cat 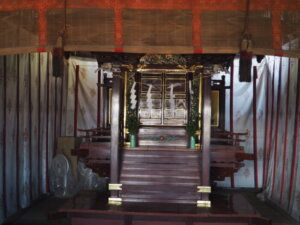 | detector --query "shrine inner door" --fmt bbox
[138,72,188,126]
